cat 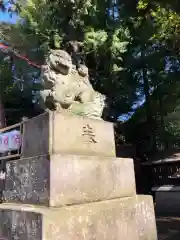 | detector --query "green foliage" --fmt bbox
[84,29,108,51]
[11,0,137,121]
[112,0,180,158]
